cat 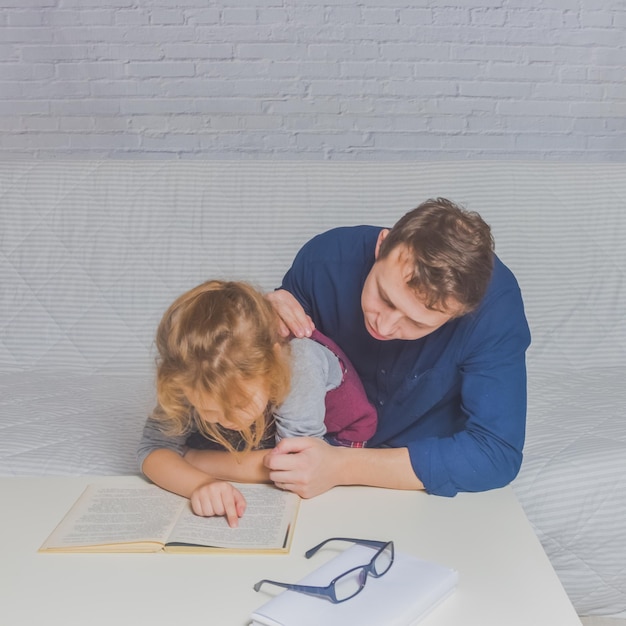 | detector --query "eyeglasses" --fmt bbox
[253,537,394,604]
